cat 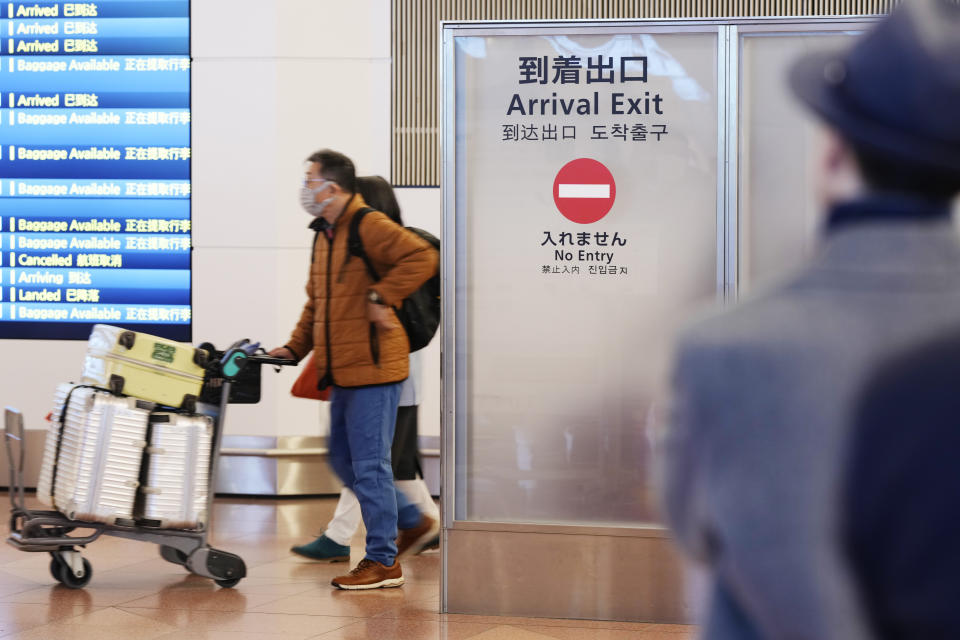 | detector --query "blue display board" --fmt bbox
[0,0,190,340]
